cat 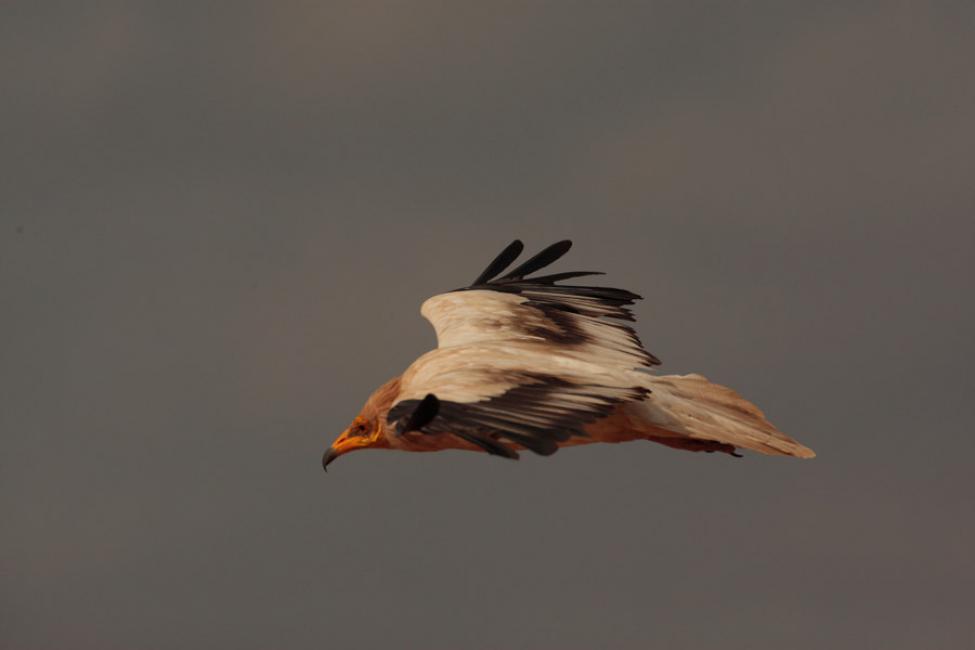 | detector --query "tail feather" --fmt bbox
[638,373,815,458]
